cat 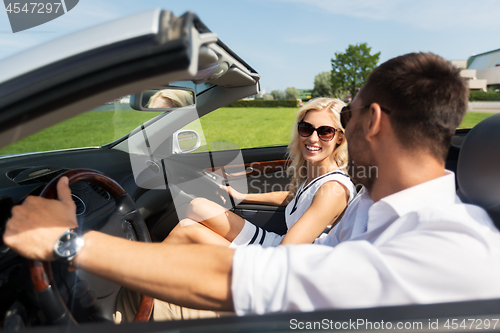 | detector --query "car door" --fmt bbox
[144,104,296,242]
